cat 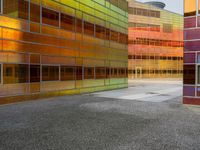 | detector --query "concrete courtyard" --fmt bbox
[0,79,200,150]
